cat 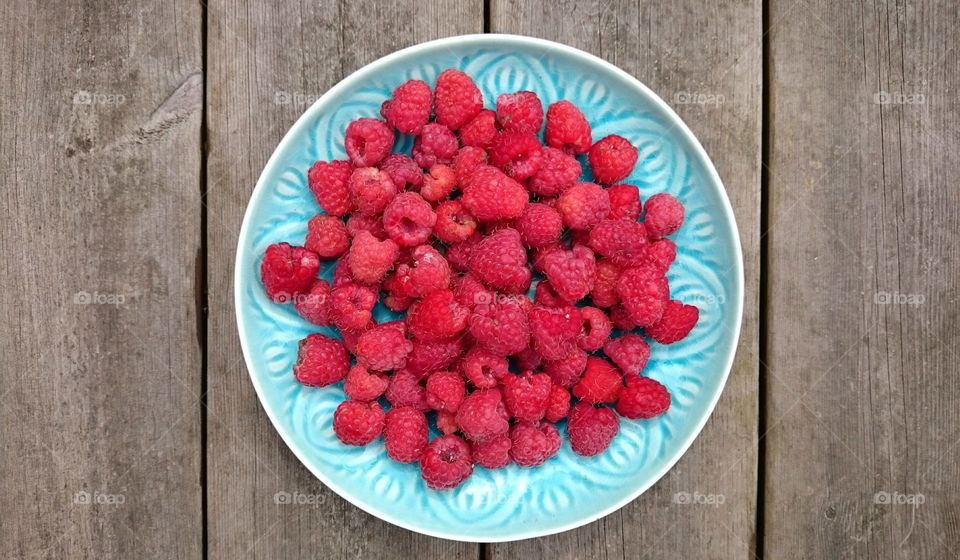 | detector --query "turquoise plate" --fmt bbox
[235,34,743,542]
